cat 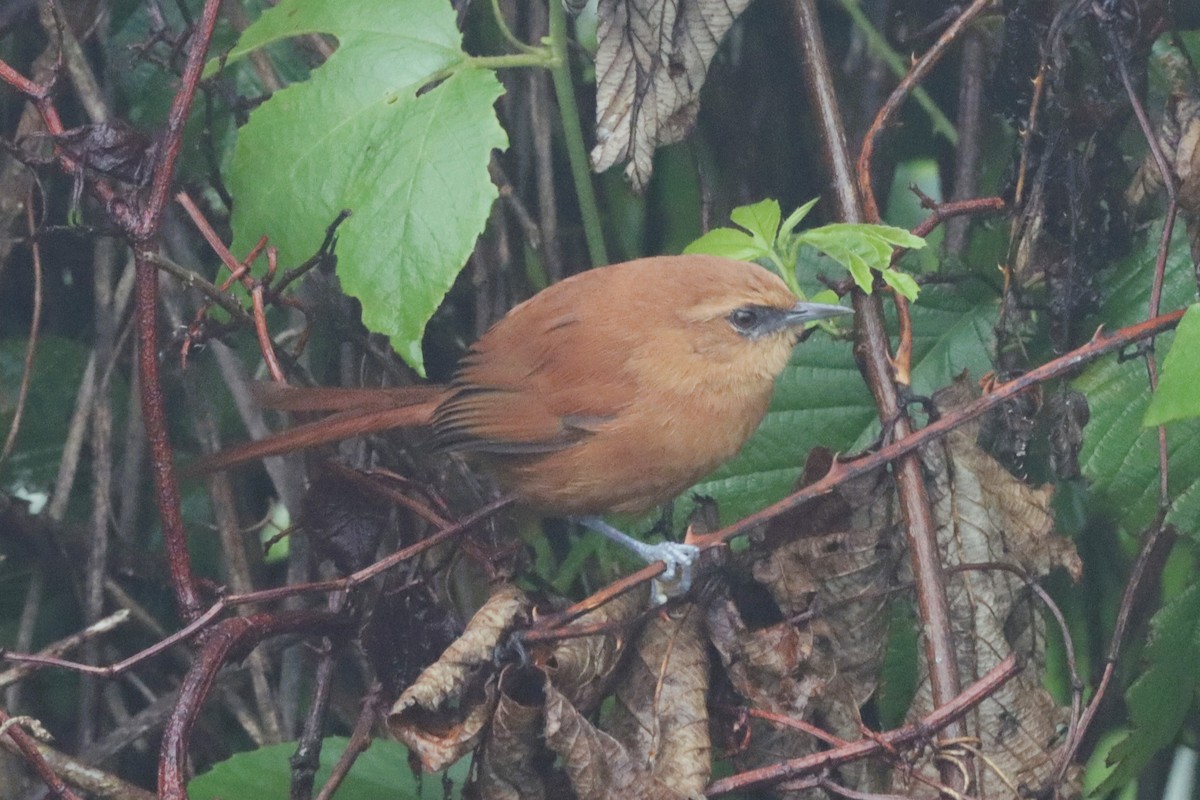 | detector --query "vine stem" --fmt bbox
[547,0,608,266]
